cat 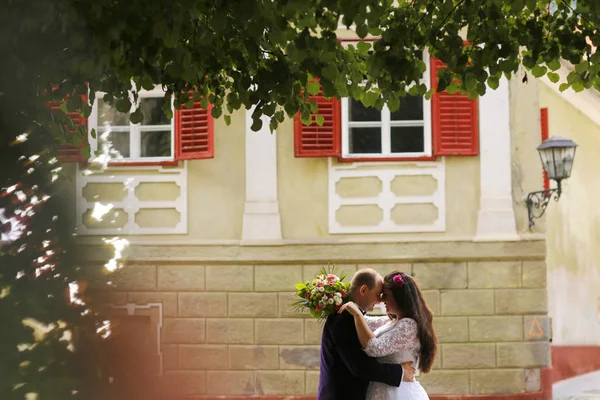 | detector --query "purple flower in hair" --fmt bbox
[393,274,405,286]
